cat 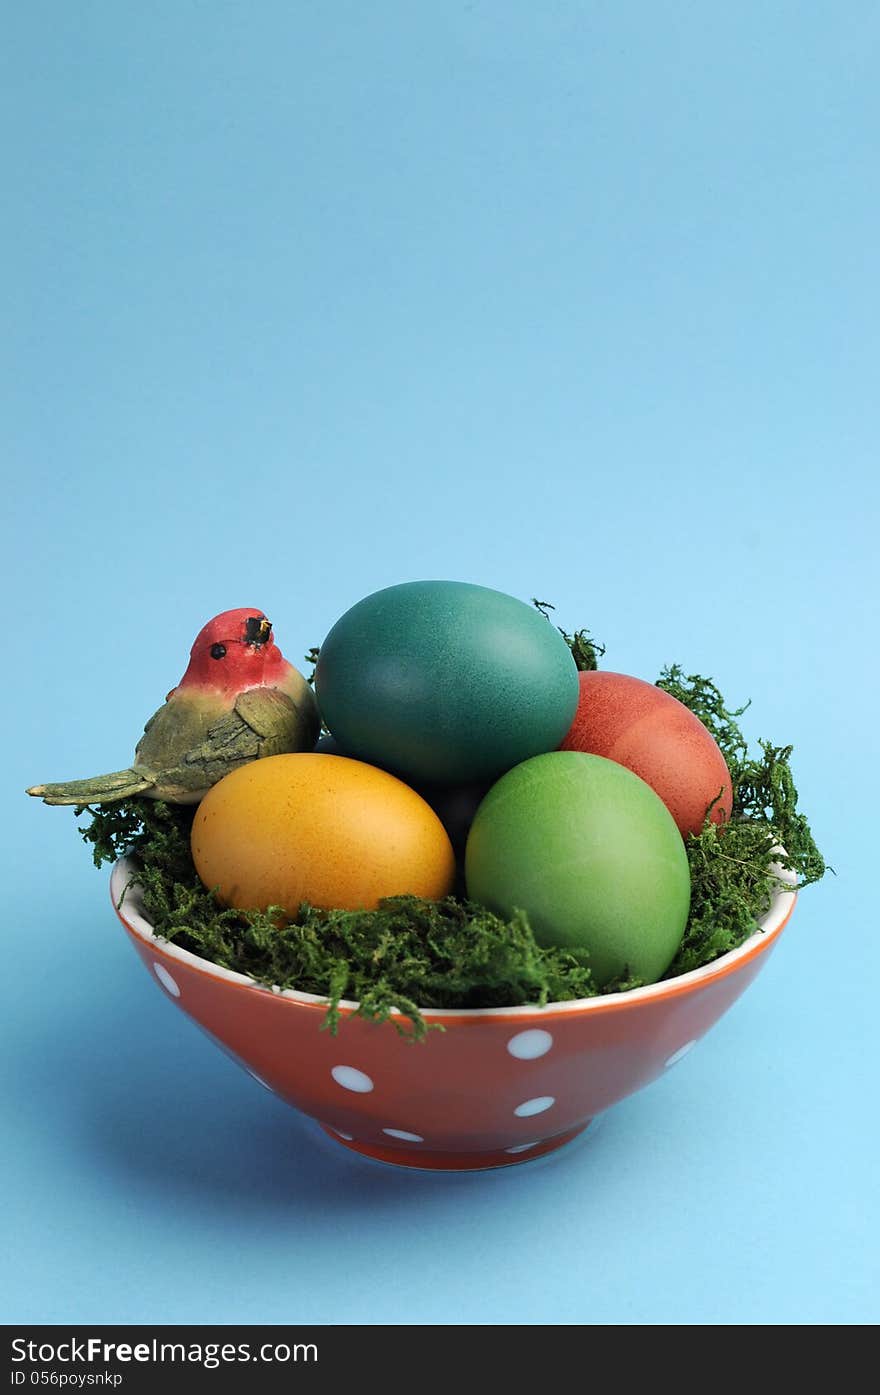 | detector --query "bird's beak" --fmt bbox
[244,615,272,646]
